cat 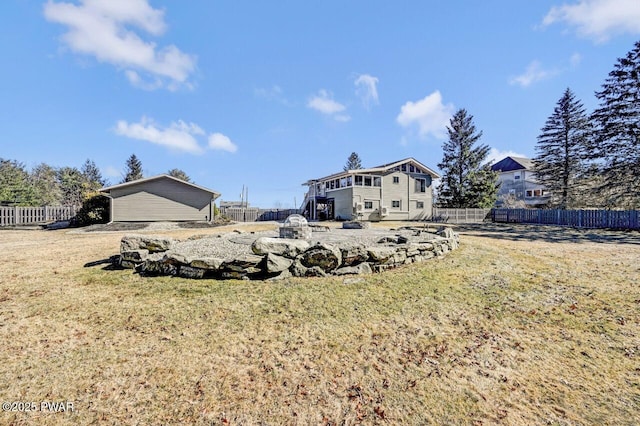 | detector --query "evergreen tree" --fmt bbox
[533,88,591,209]
[0,159,36,205]
[437,109,498,208]
[591,40,640,208]
[81,159,105,191]
[167,168,191,182]
[57,167,85,206]
[31,163,62,206]
[343,152,363,171]
[122,154,143,183]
